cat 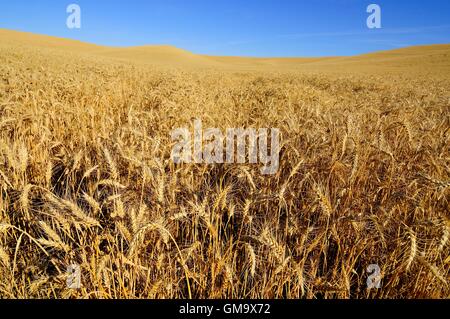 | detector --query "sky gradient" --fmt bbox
[1,0,450,57]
